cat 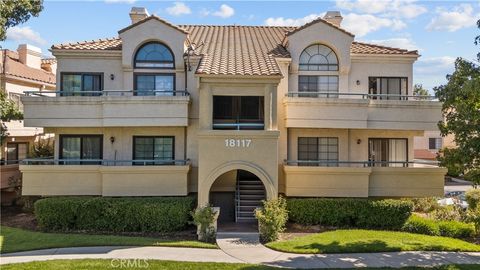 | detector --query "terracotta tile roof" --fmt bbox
[1,50,56,85]
[414,149,438,160]
[41,58,57,64]
[50,20,419,75]
[52,37,122,50]
[351,41,418,55]
[182,25,294,76]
